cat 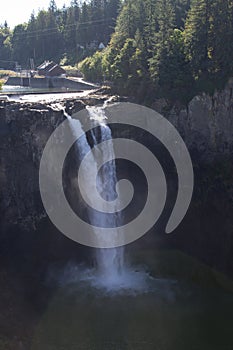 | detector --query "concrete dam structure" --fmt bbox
[5,76,98,91]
